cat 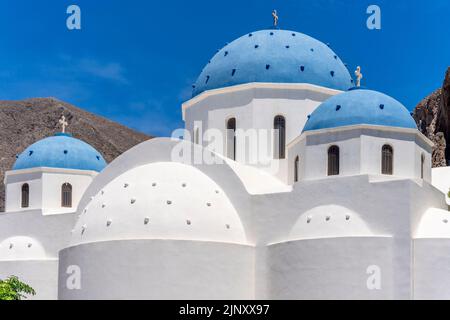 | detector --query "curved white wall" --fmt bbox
[58,240,253,299]
[263,237,398,299]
